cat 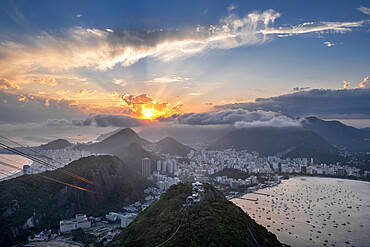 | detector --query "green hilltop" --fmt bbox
[109,182,286,247]
[0,155,152,246]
